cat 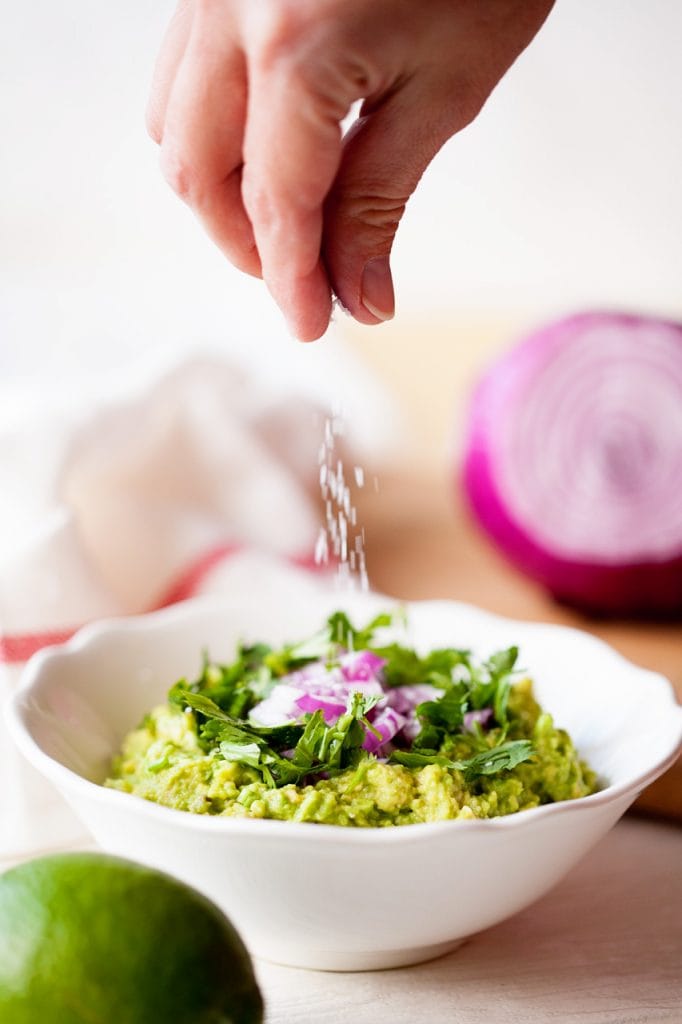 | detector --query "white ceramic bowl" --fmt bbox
[7,592,682,971]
